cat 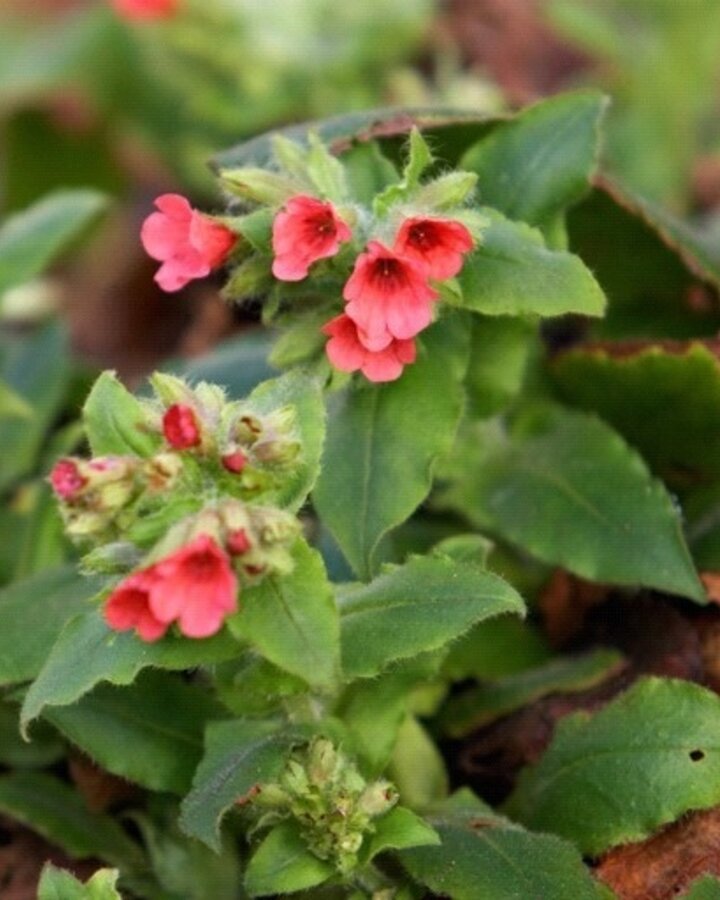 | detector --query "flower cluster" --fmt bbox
[250,738,398,875]
[50,376,302,642]
[140,130,482,383]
